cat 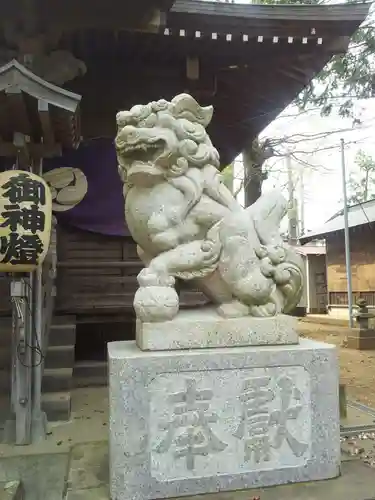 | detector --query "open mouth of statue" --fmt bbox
[121,140,165,164]
[122,140,166,184]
